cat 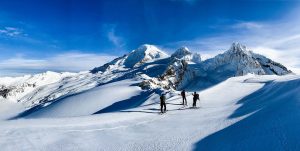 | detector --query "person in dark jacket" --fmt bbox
[160,93,167,113]
[192,92,200,107]
[181,90,187,106]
